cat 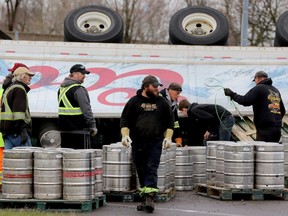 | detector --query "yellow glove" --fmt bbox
[121,127,132,147]
[163,128,173,149]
